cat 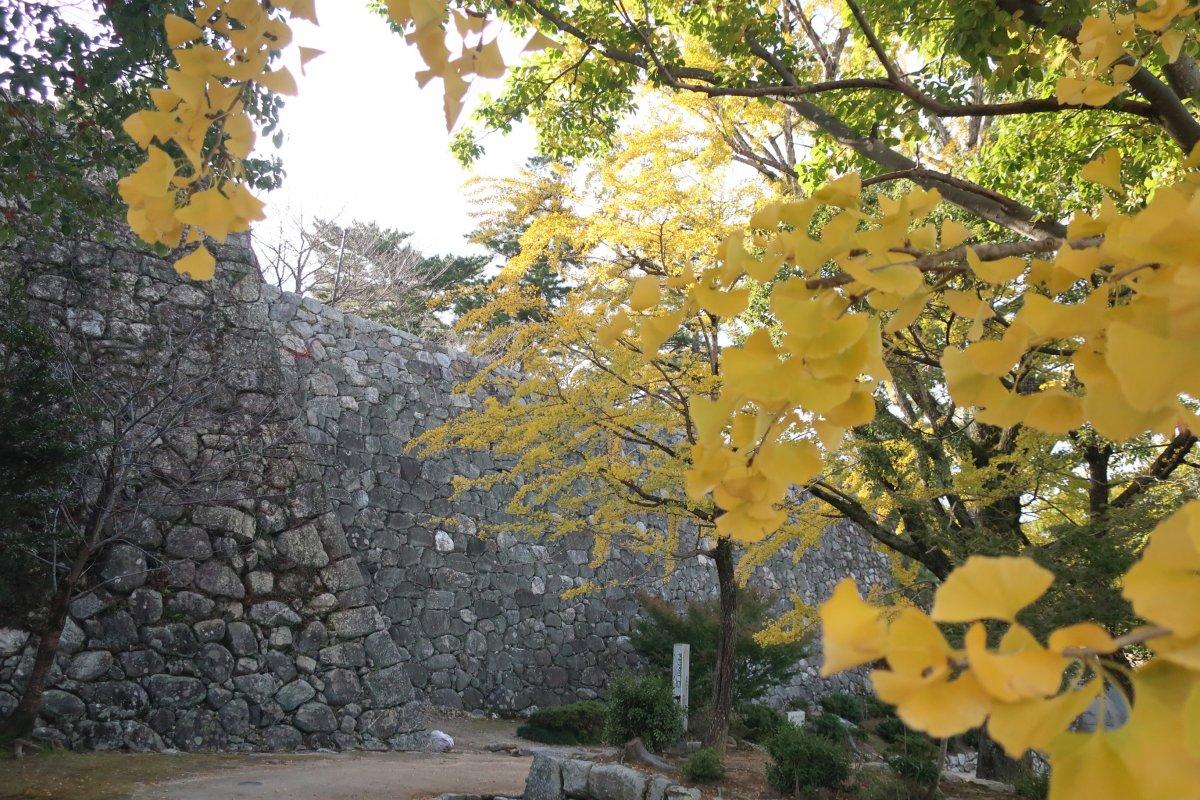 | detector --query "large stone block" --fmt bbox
[146,675,206,709]
[588,764,647,800]
[363,664,414,708]
[524,752,564,800]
